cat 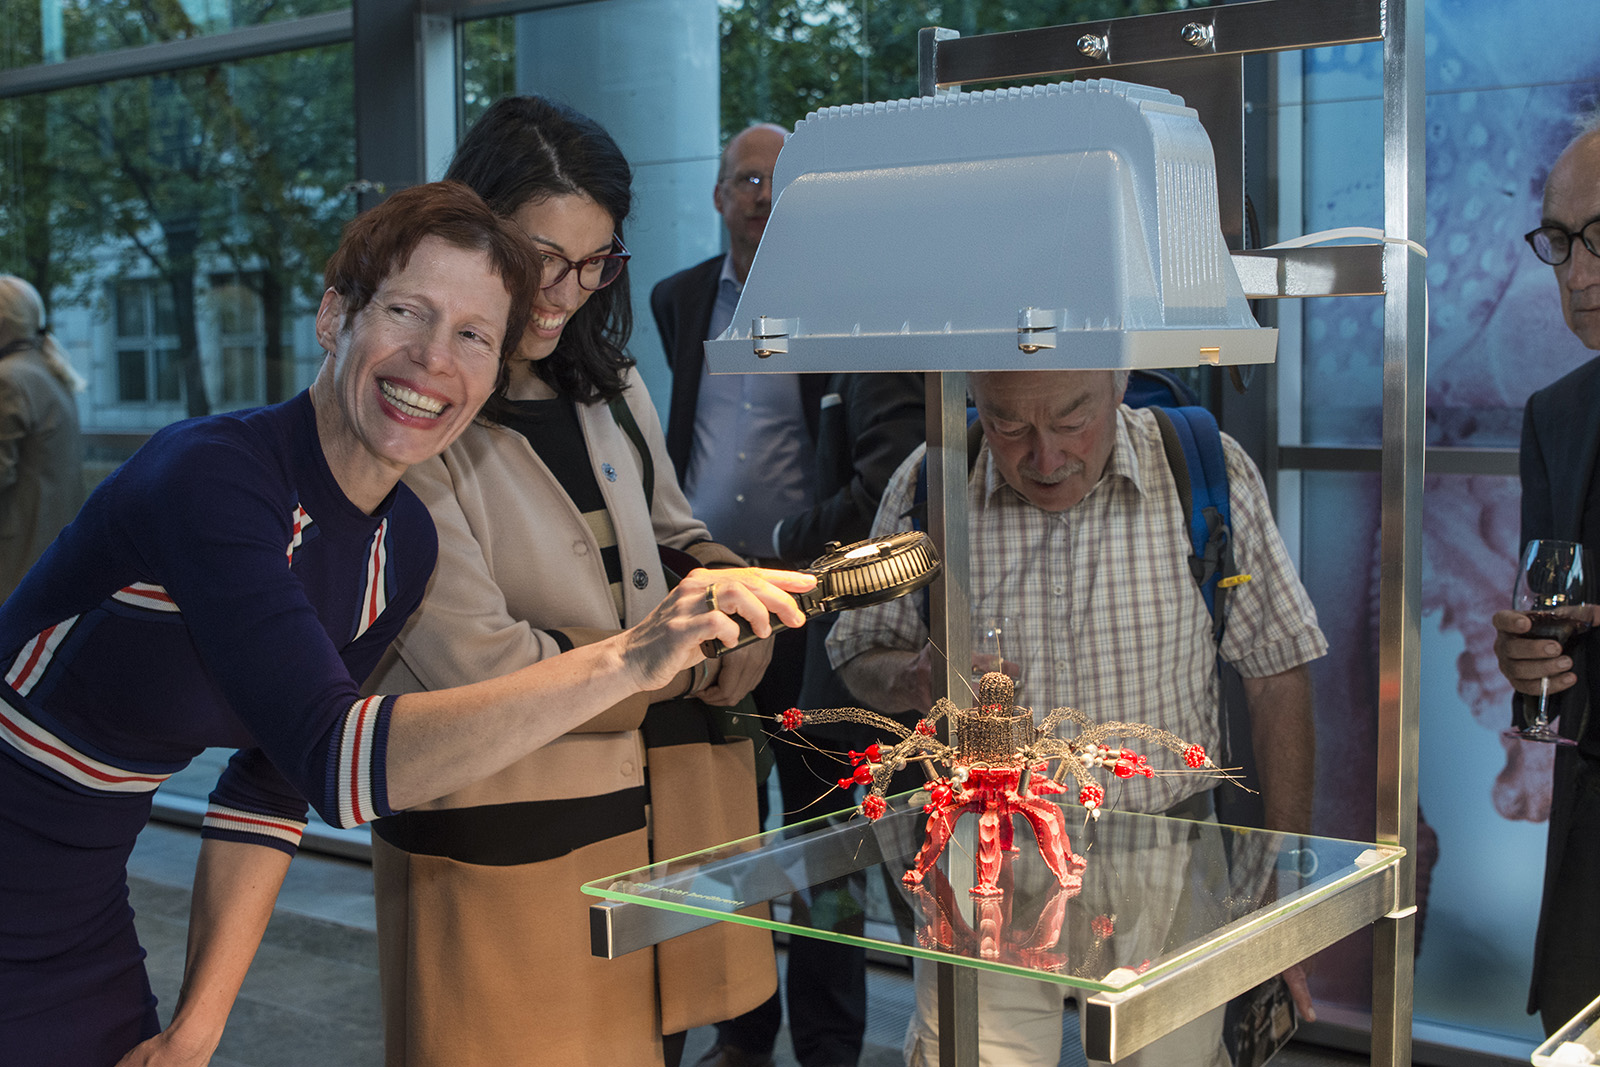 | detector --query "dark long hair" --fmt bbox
[446,95,635,407]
